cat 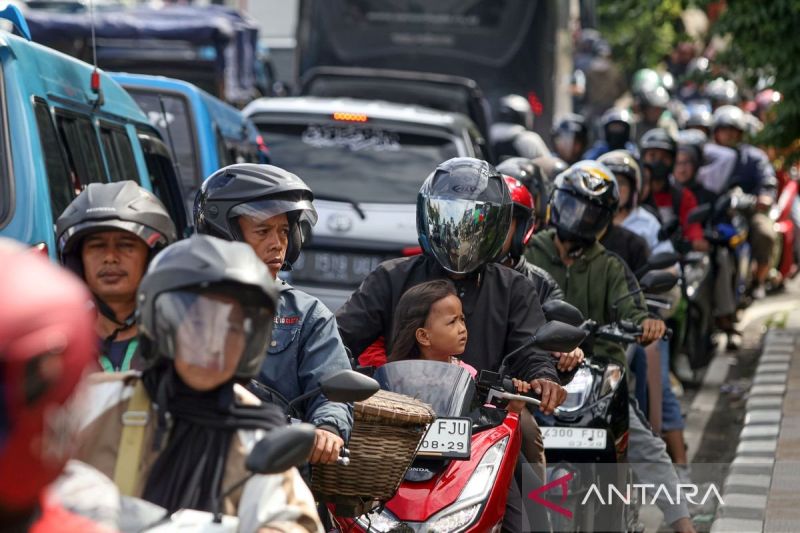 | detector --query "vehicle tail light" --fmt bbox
[402,246,422,256]
[332,112,368,123]
[527,90,543,116]
[615,430,629,460]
